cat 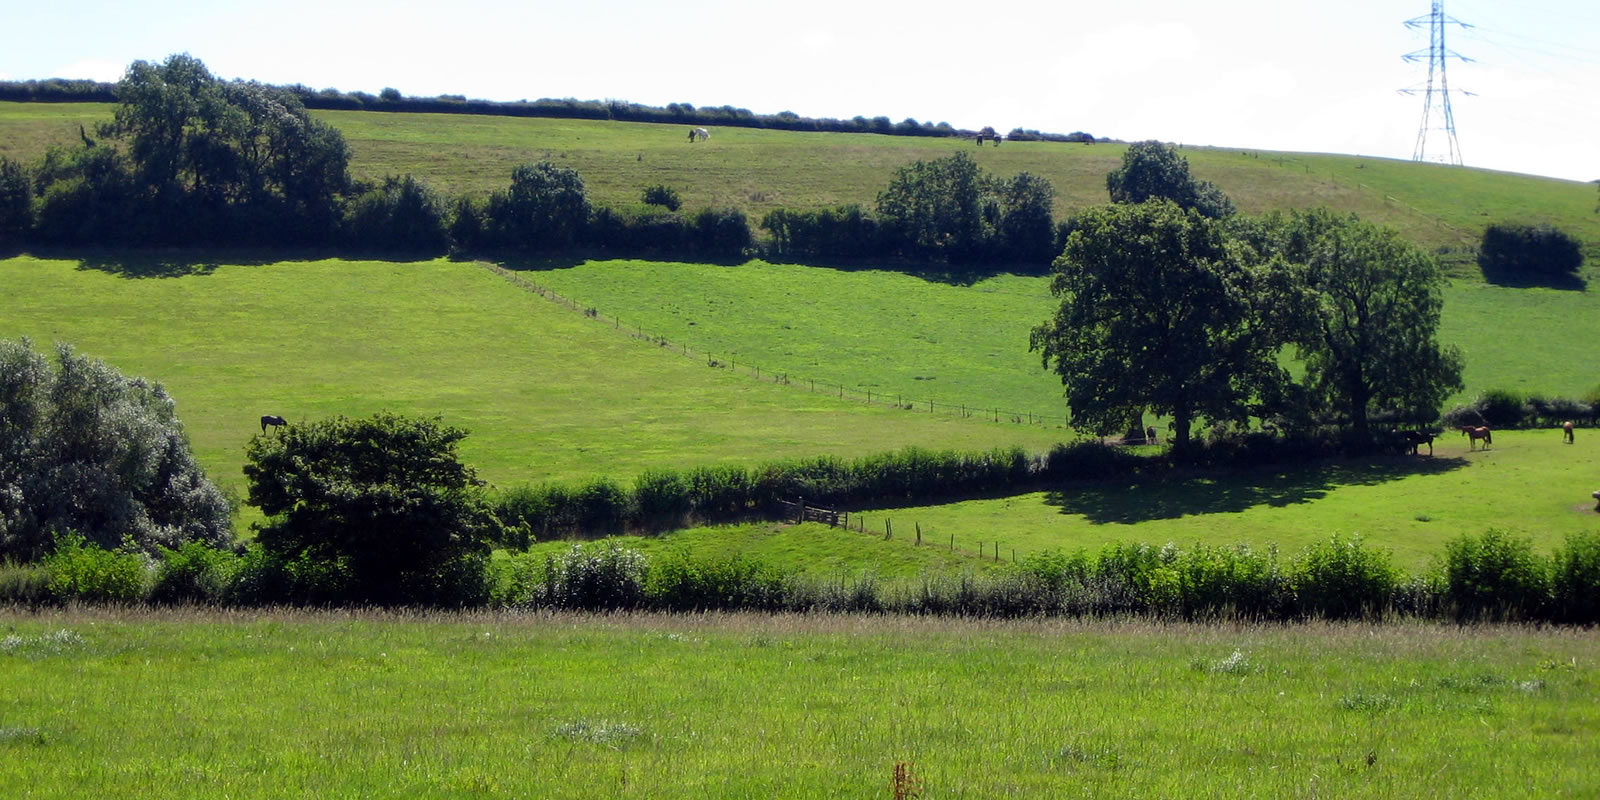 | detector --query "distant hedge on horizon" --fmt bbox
[0,78,1099,143]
